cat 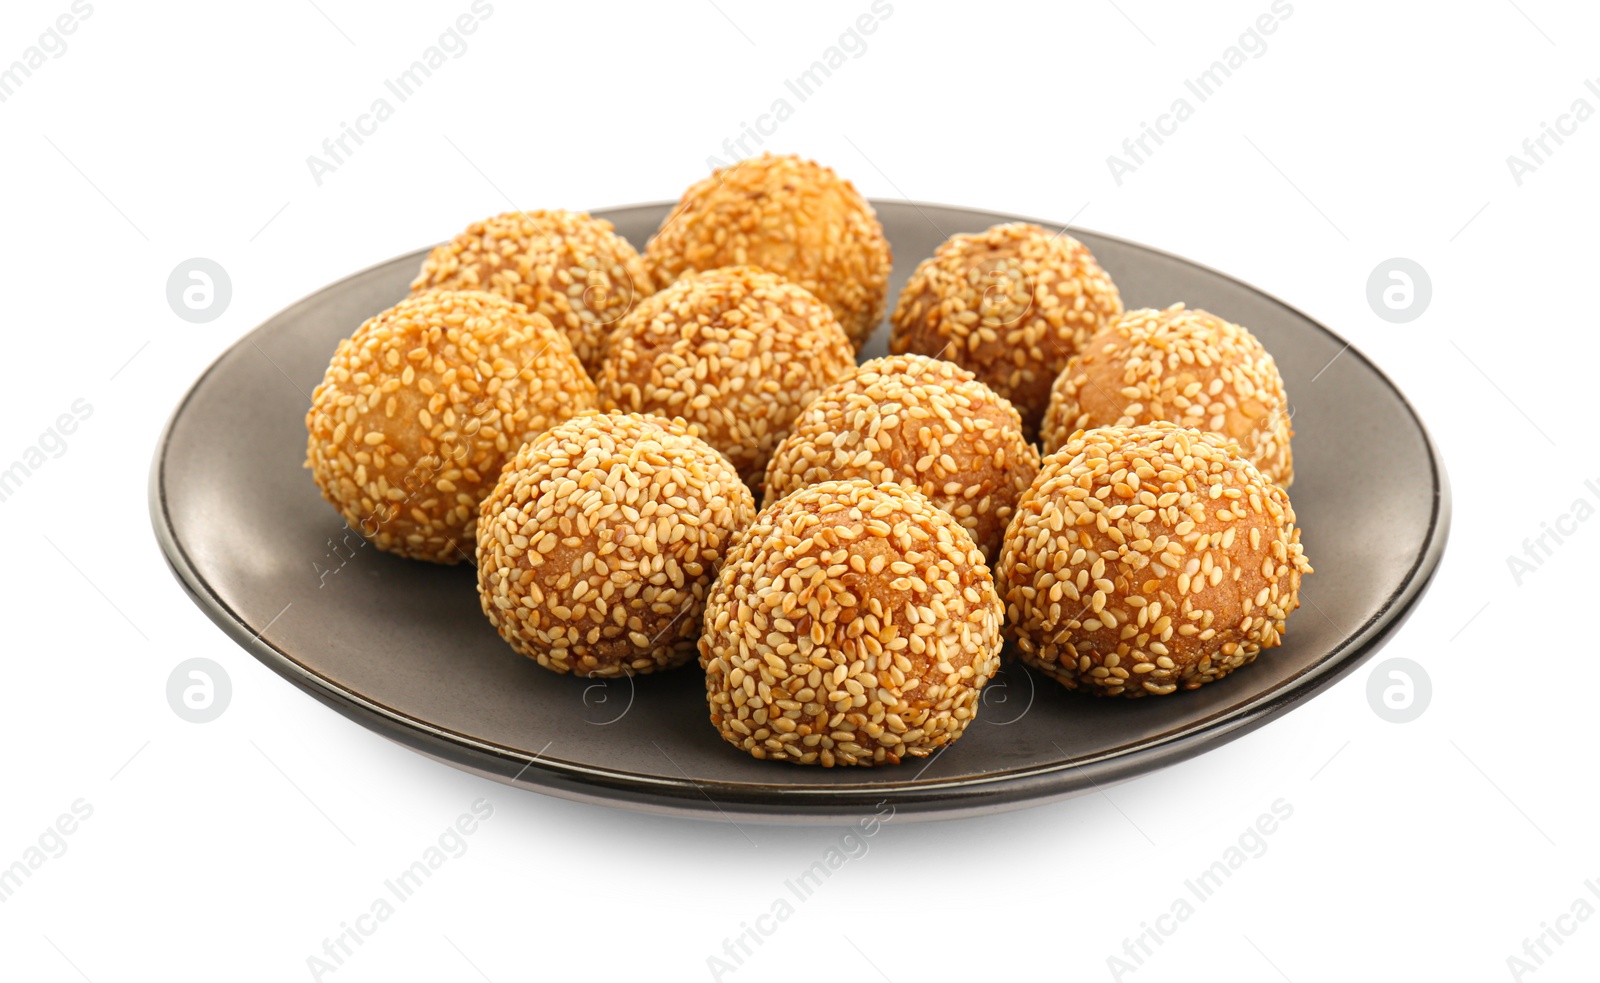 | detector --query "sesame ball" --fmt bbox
[700,479,1003,767]
[762,354,1039,563]
[995,423,1312,697]
[410,209,654,374]
[1040,304,1296,487]
[644,153,891,348]
[306,290,597,564]
[476,412,756,677]
[597,265,856,489]
[889,223,1123,434]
